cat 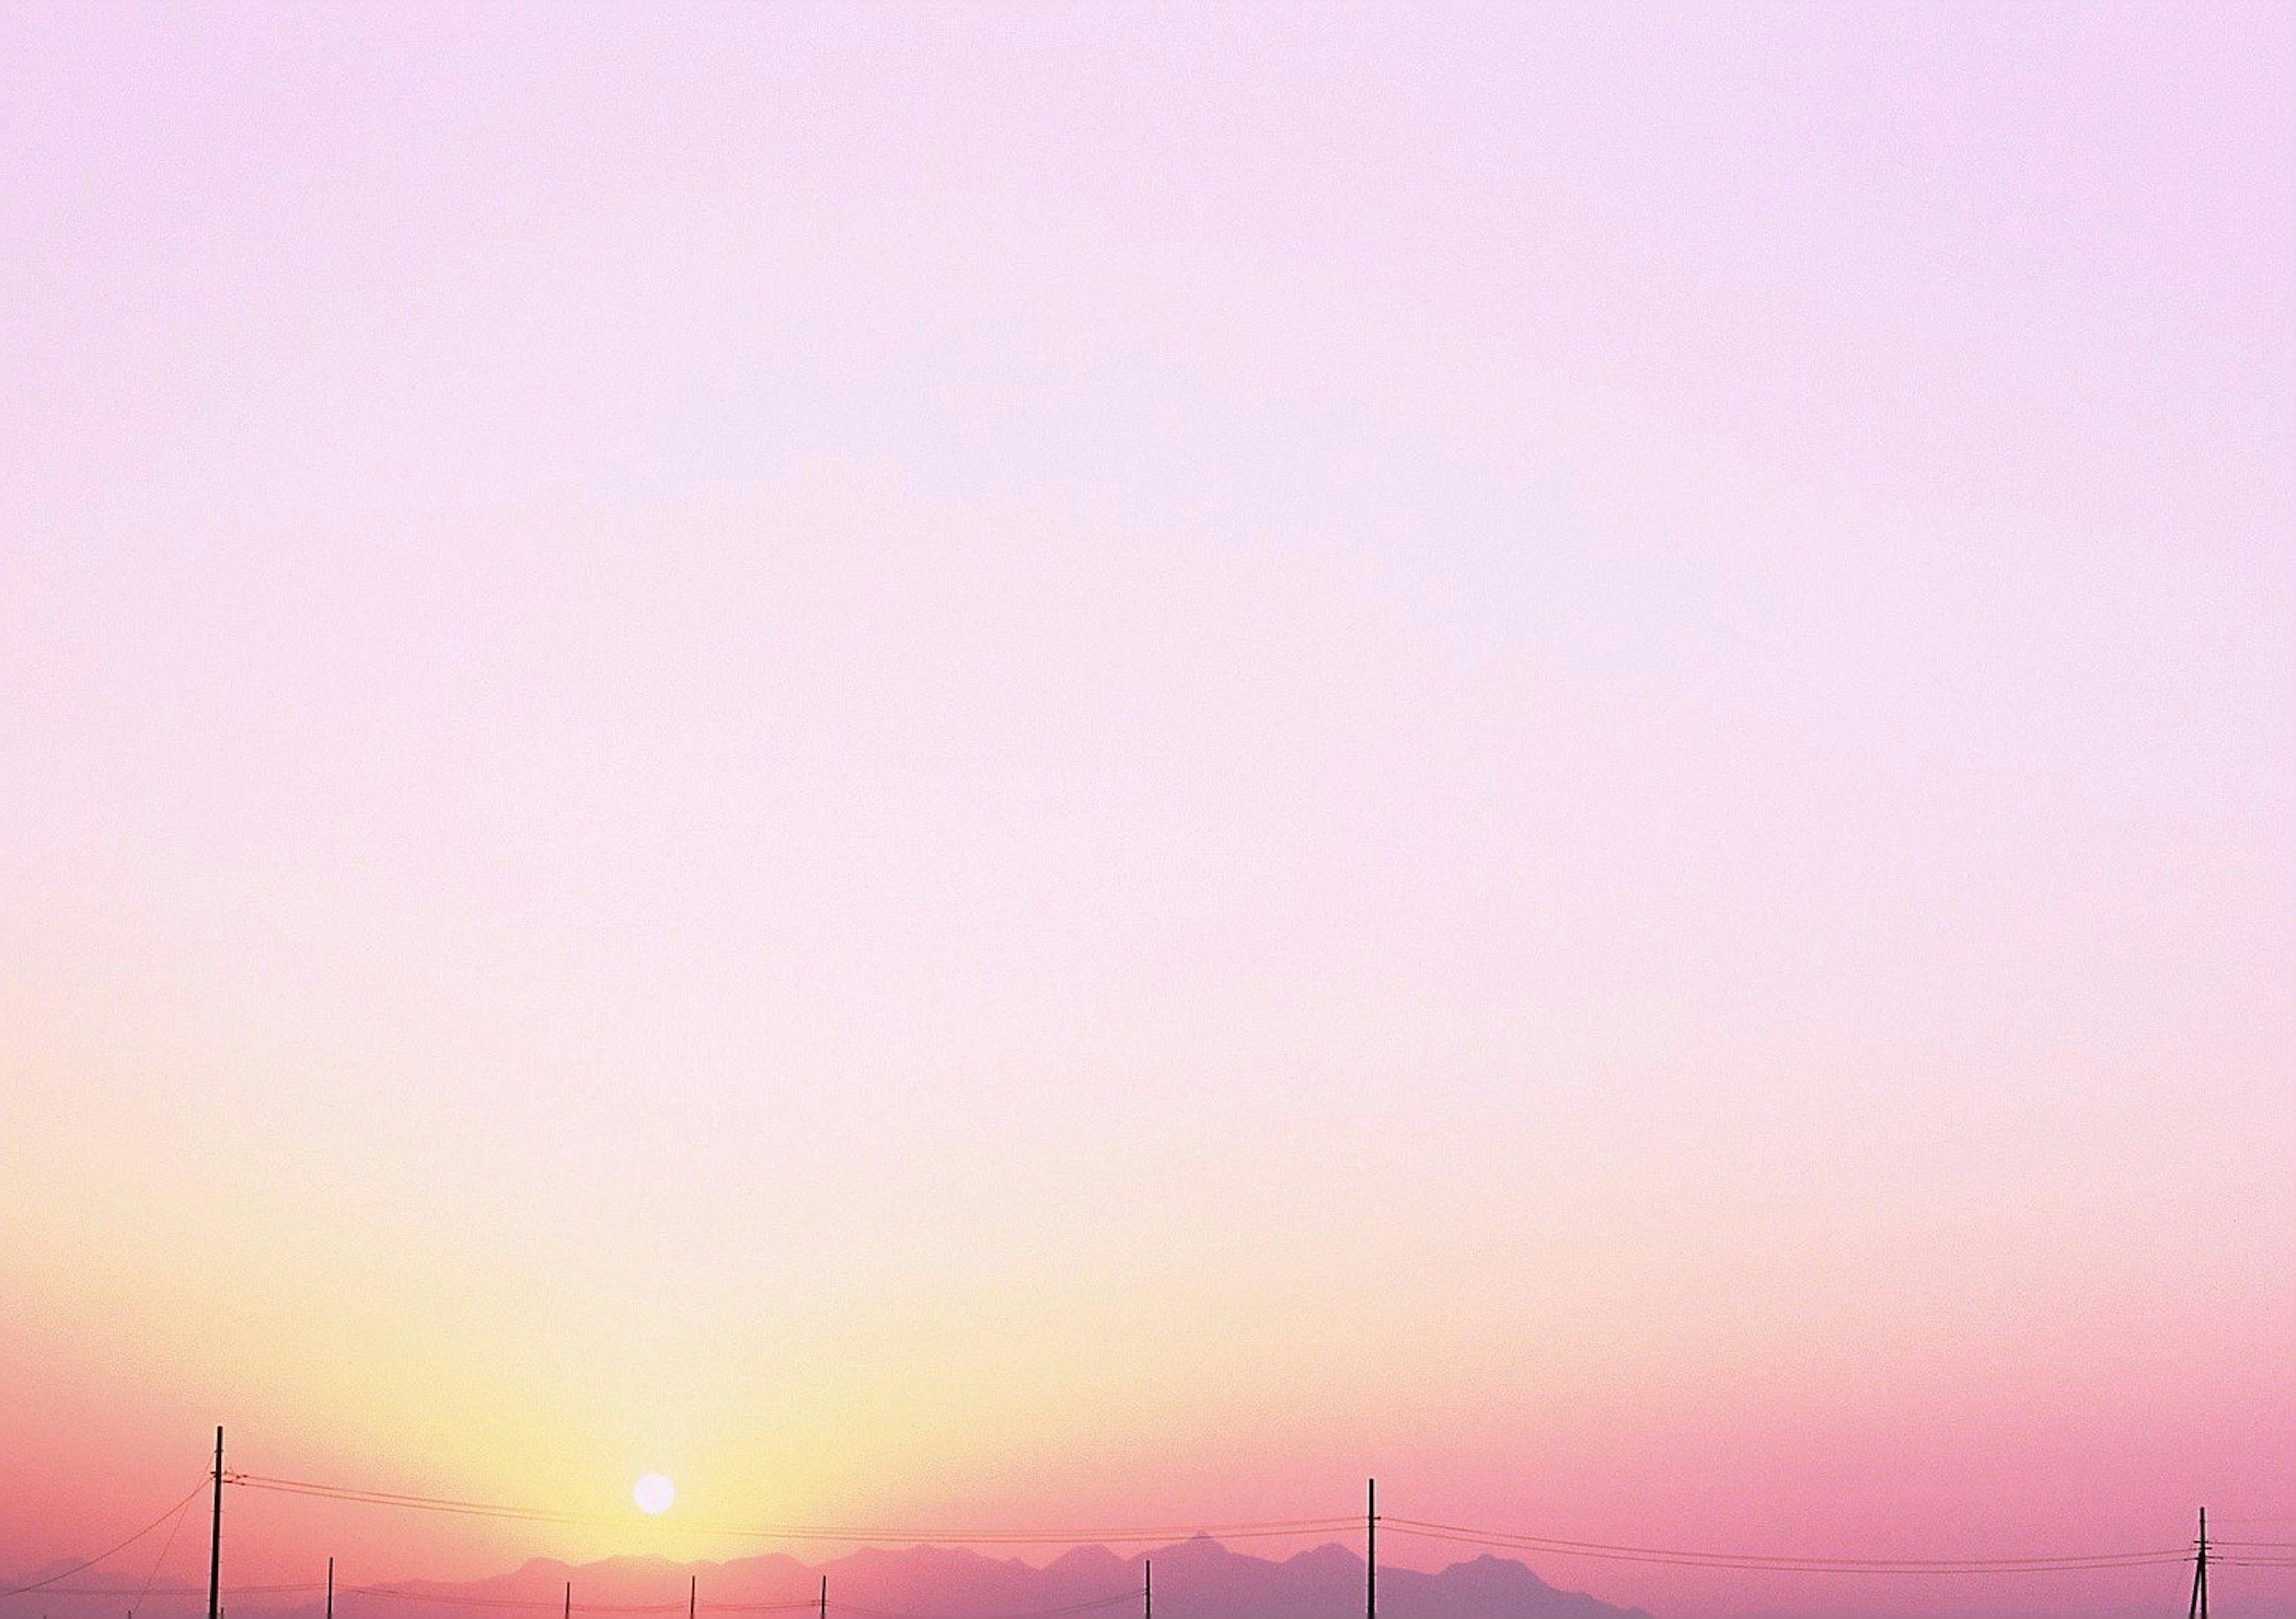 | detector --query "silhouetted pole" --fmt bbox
[563,1583,571,1619]
[817,1577,826,1619]
[1143,1561,1150,1619]
[207,1429,224,1619]
[2187,1509,2209,1619]
[688,1577,696,1619]
[326,1559,334,1619]
[1365,1480,1376,1619]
